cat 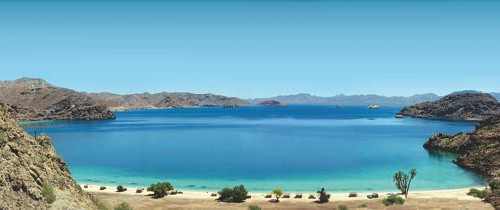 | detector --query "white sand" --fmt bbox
[81,184,485,202]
